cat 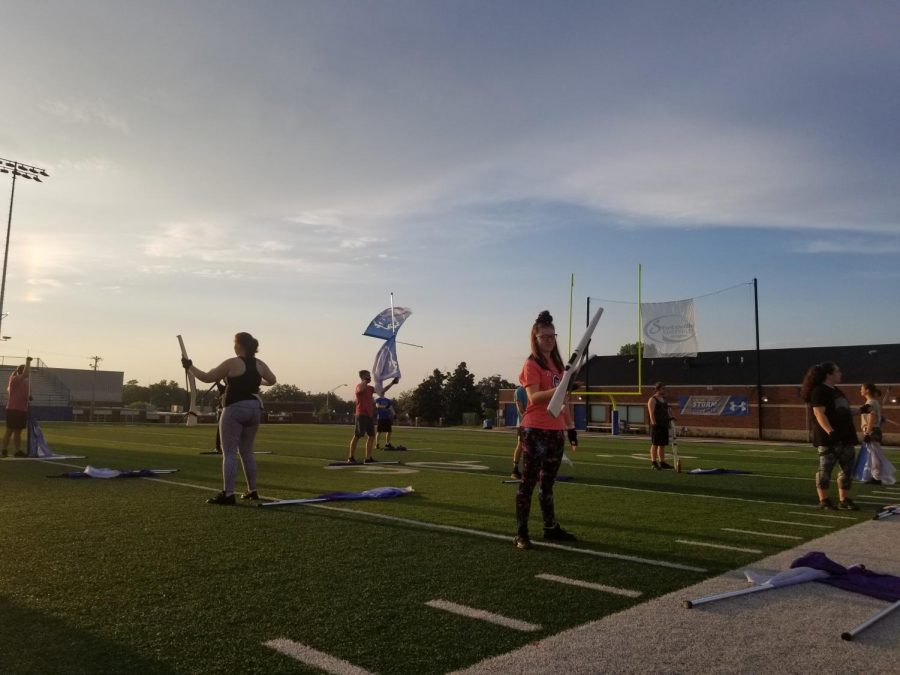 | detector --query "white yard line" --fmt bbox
[786,511,855,520]
[759,519,833,529]
[675,539,762,554]
[129,474,708,572]
[425,600,541,632]
[264,639,374,675]
[536,573,642,598]
[721,528,802,540]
